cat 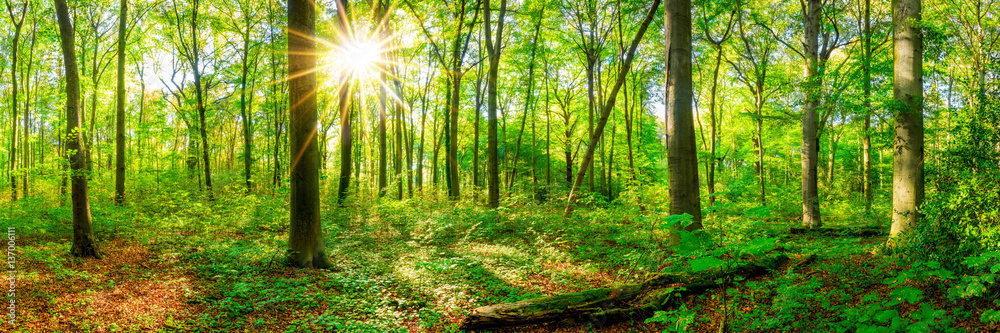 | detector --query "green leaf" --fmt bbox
[890,286,924,305]
[874,309,899,324]
[689,256,725,272]
[740,237,778,257]
[980,309,1000,324]
[674,230,713,256]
